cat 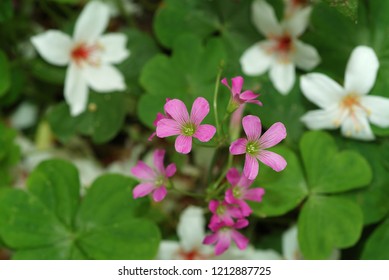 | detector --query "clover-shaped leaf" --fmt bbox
[362,217,389,259]
[0,124,20,187]
[0,160,160,259]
